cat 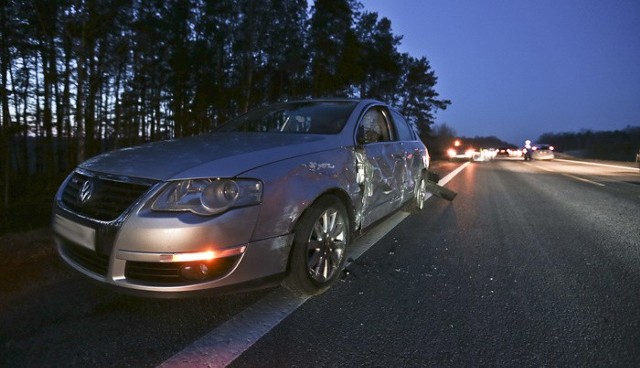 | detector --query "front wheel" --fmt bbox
[283,195,350,296]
